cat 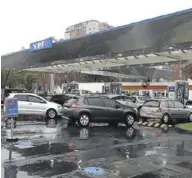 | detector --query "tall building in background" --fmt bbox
[64,20,112,39]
